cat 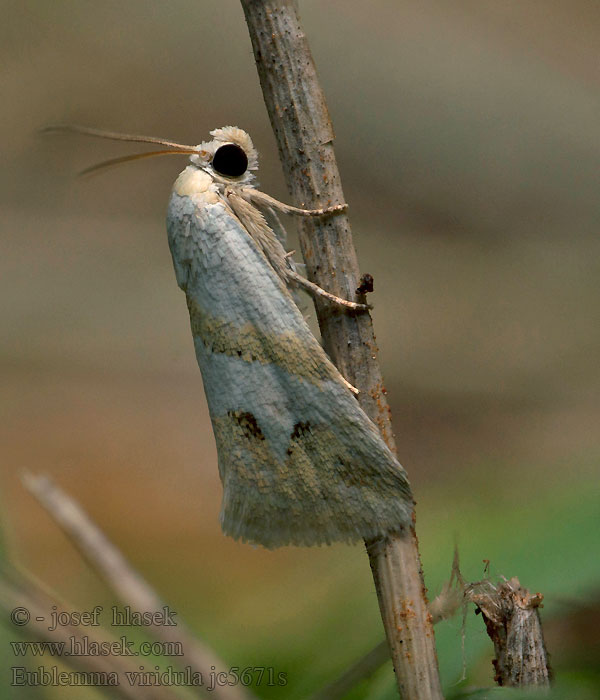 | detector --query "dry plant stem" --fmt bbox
[240,2,442,698]
[466,577,551,687]
[313,551,465,700]
[310,640,389,700]
[22,473,254,700]
[0,571,179,700]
